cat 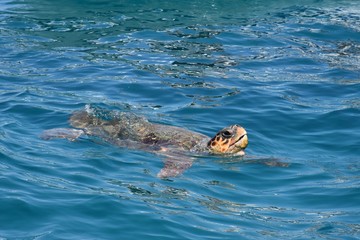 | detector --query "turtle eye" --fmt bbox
[221,130,232,139]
